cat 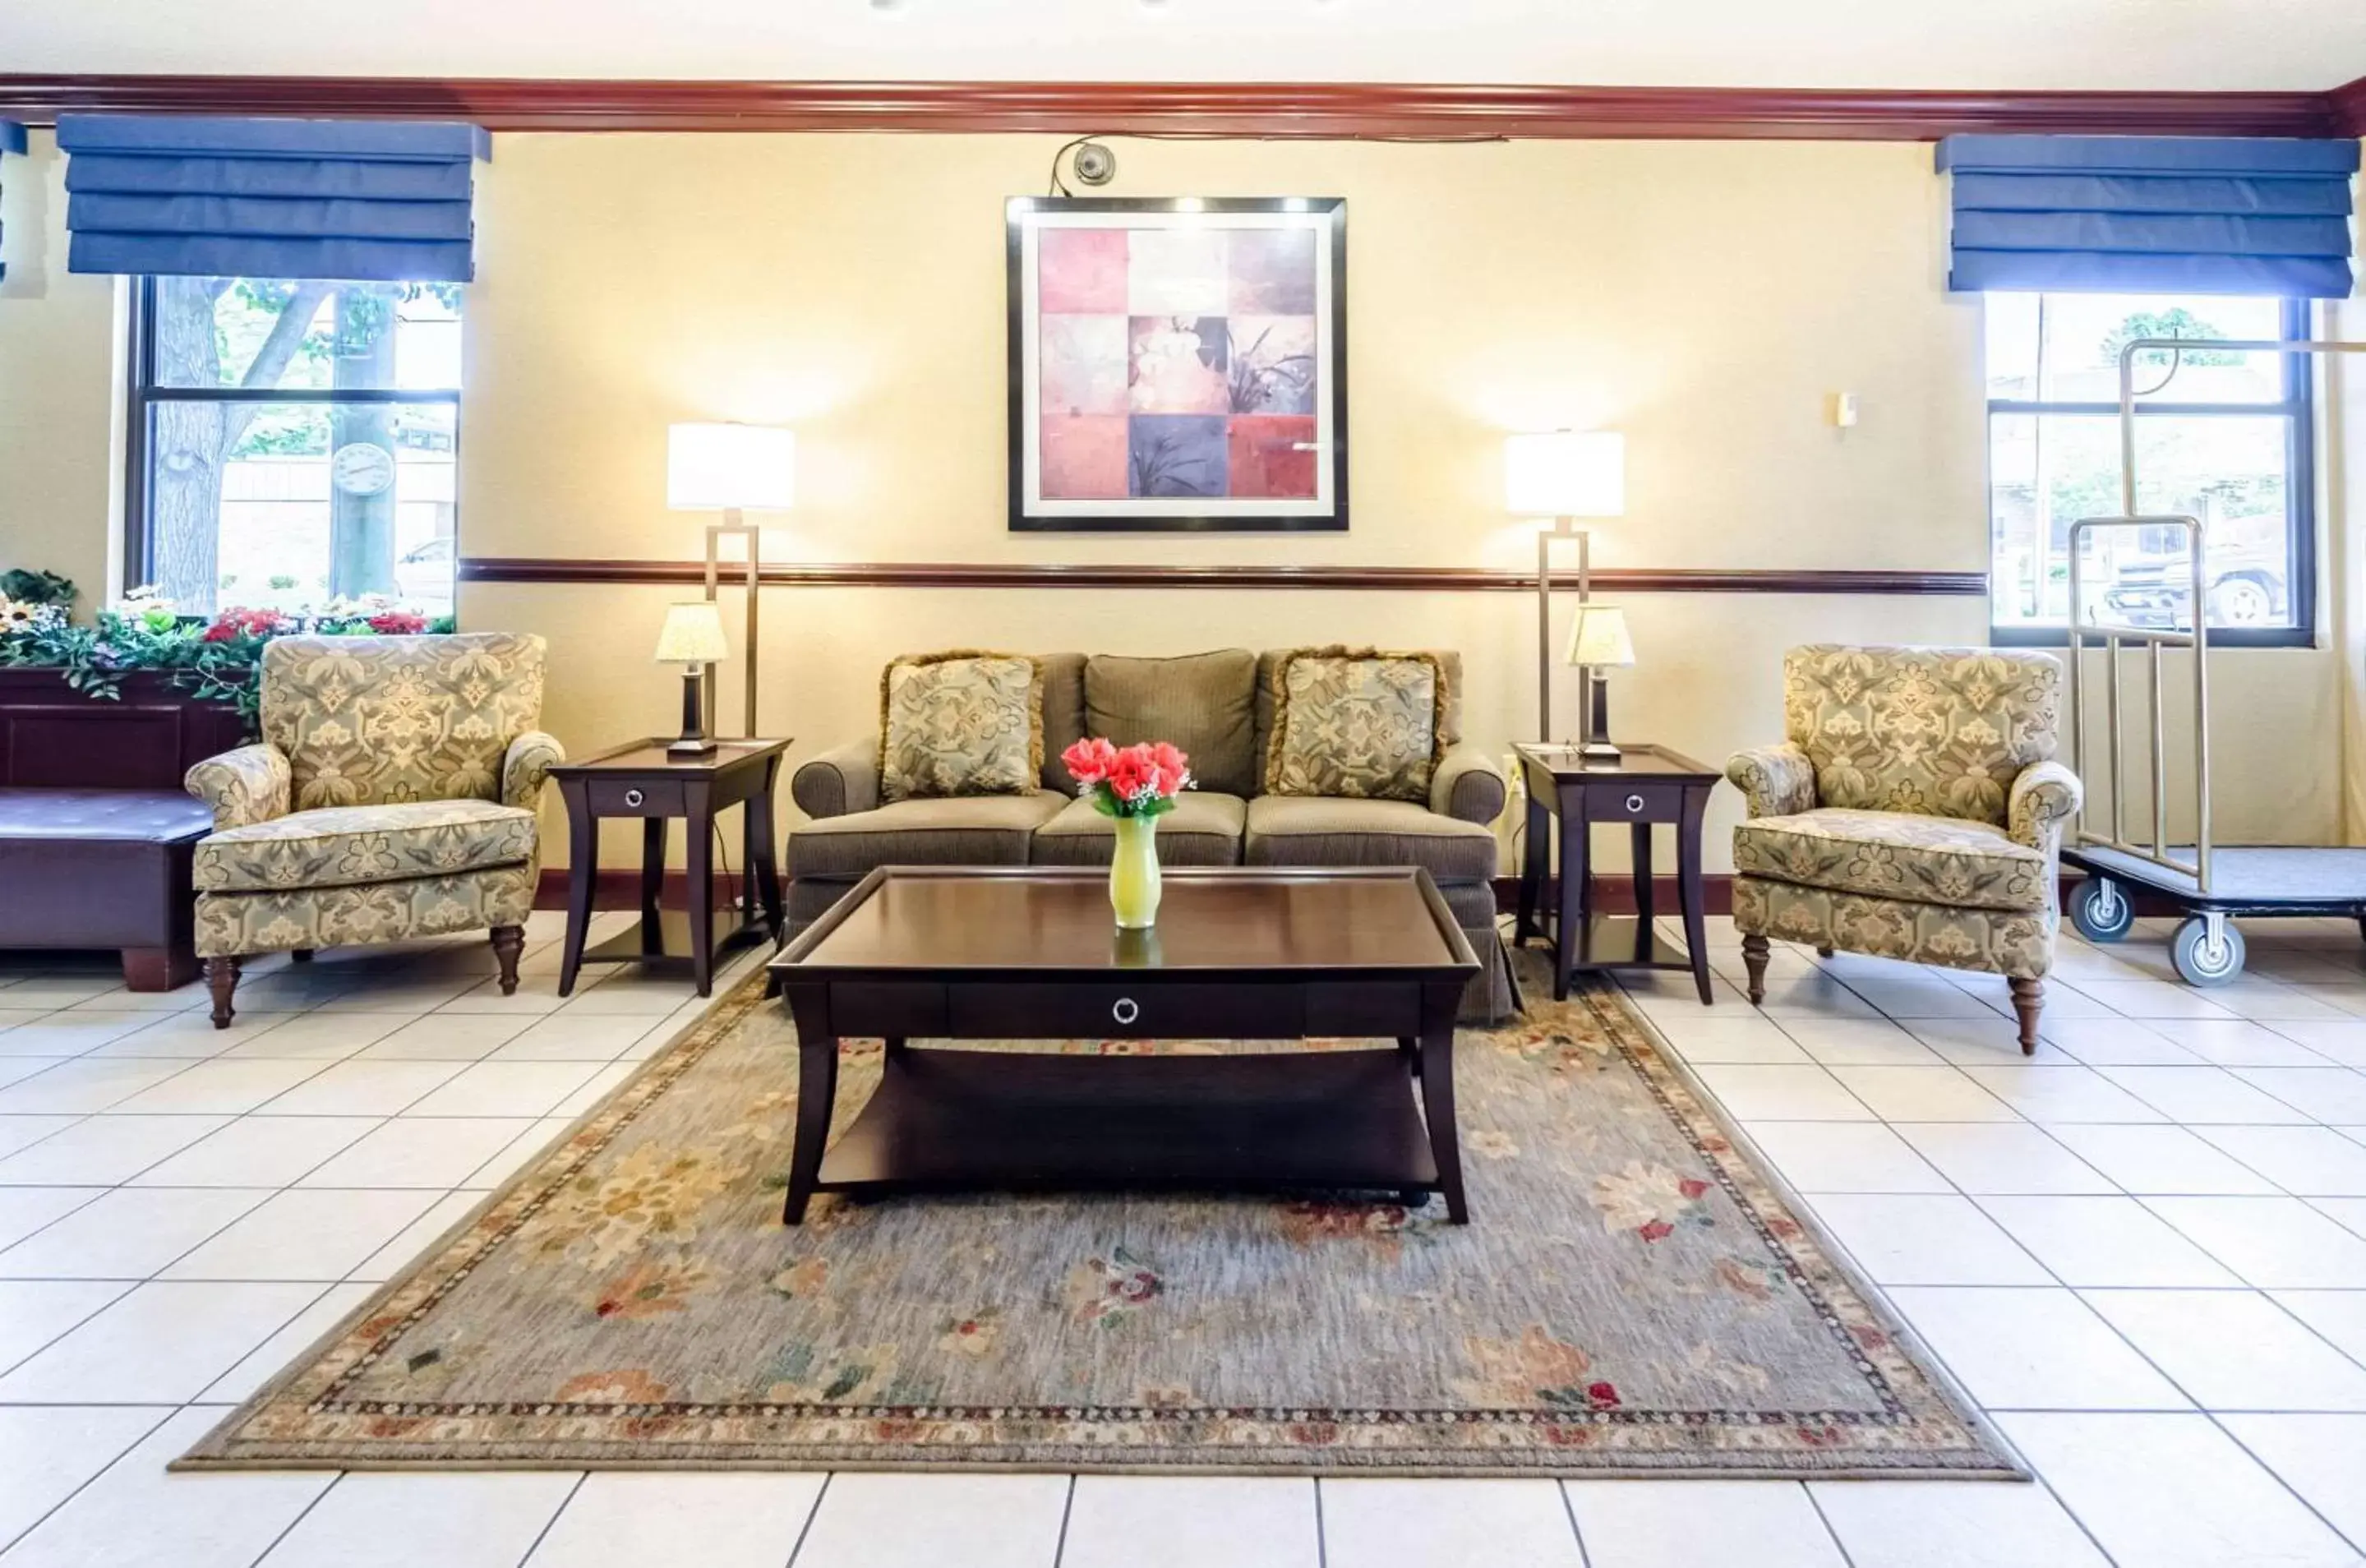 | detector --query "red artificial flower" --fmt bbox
[203,606,289,642]
[1062,736,1119,786]
[367,611,428,634]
